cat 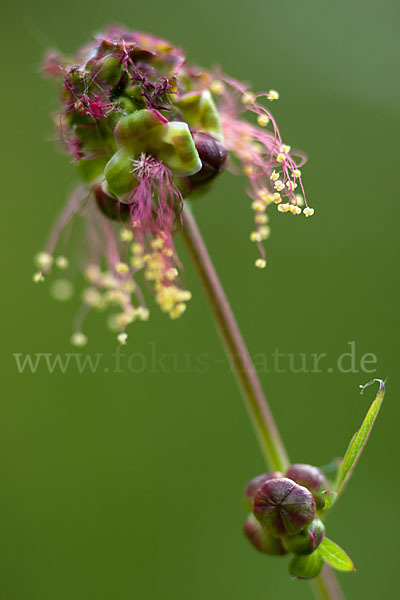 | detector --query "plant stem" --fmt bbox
[181,205,289,472]
[312,567,345,600]
[181,205,344,600]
